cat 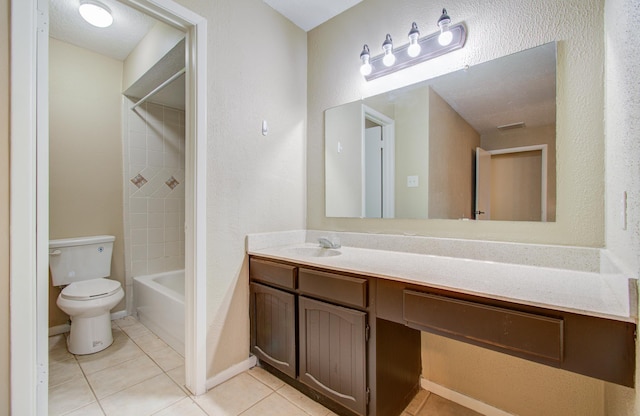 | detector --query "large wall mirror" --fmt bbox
[325,42,556,221]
